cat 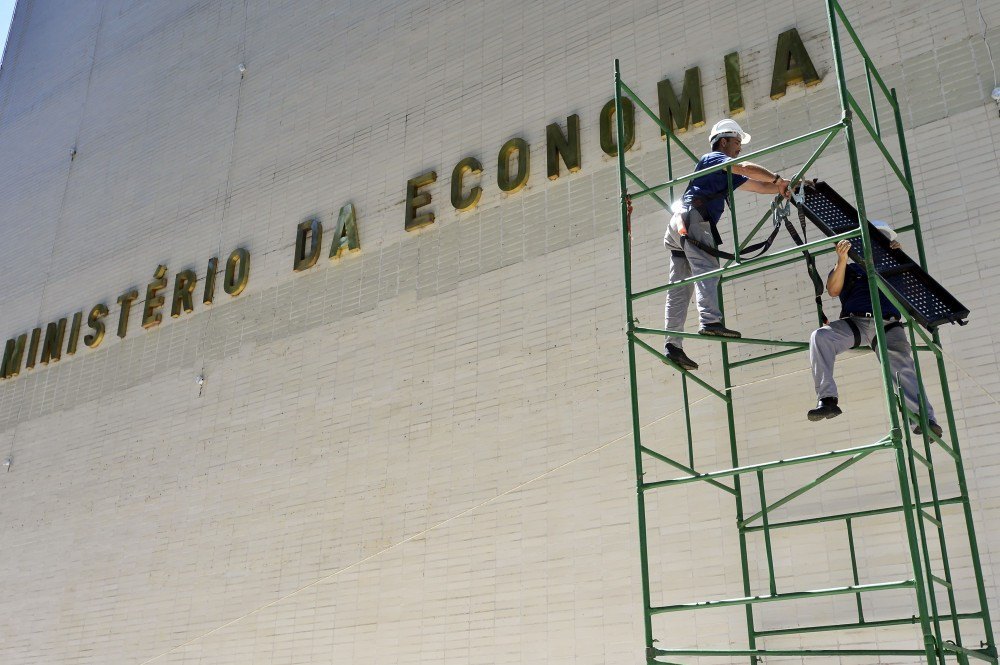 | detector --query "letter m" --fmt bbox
[1,334,26,379]
[657,67,705,136]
